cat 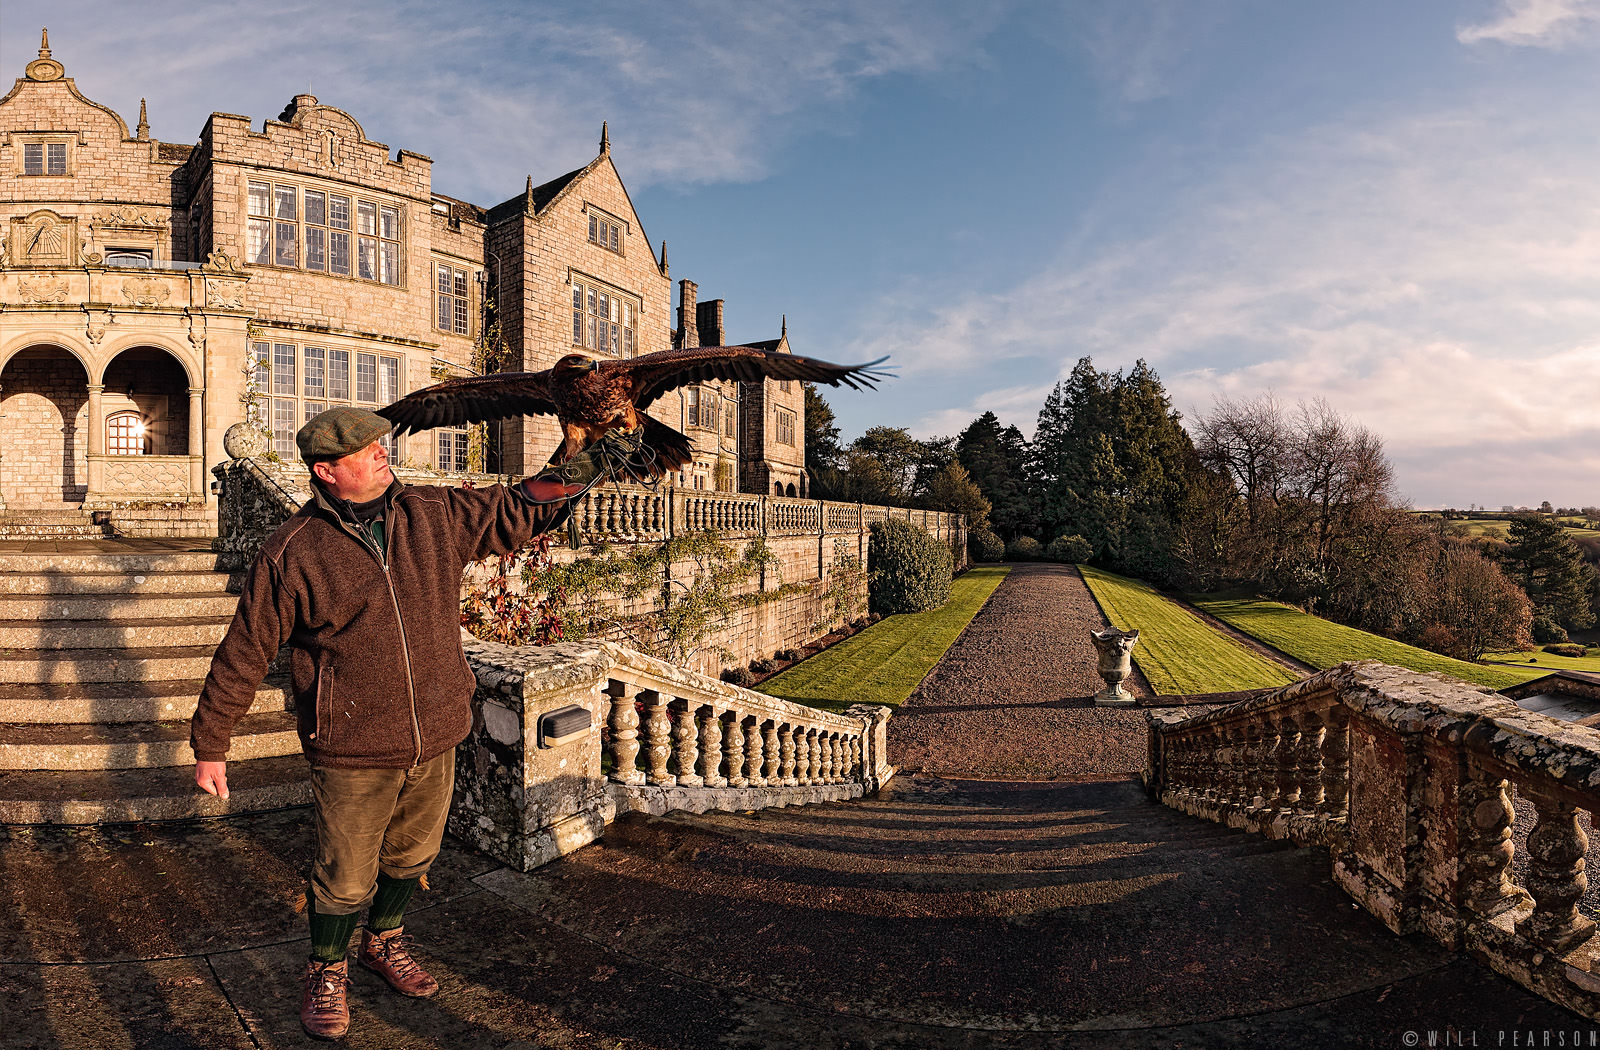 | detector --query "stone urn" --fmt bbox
[223,422,267,460]
[1089,627,1140,706]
